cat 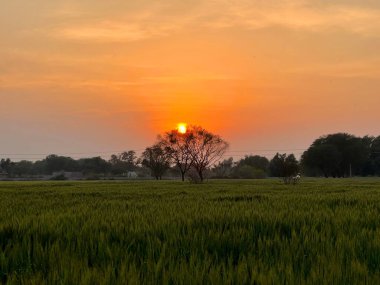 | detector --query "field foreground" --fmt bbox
[1,179,380,284]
